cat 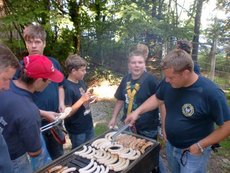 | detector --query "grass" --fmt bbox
[217,136,230,157]
[94,122,109,137]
